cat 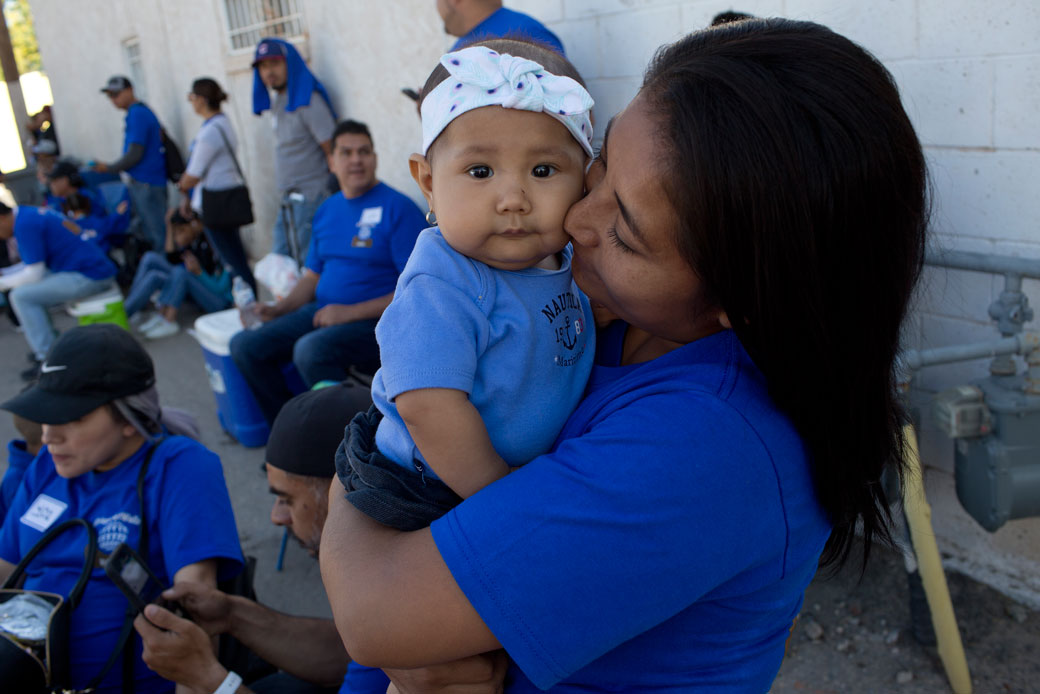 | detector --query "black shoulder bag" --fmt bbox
[201,120,254,229]
[0,518,98,693]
